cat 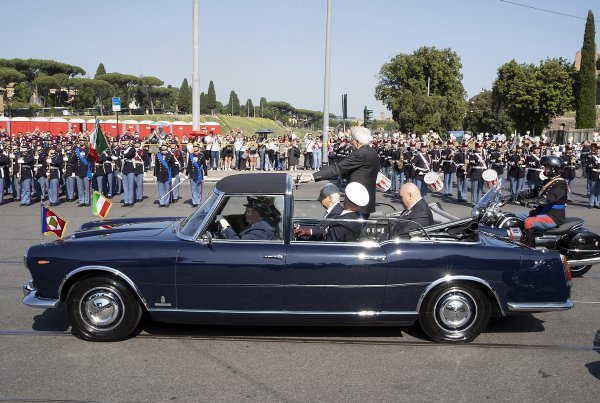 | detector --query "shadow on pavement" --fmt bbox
[32,307,69,332]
